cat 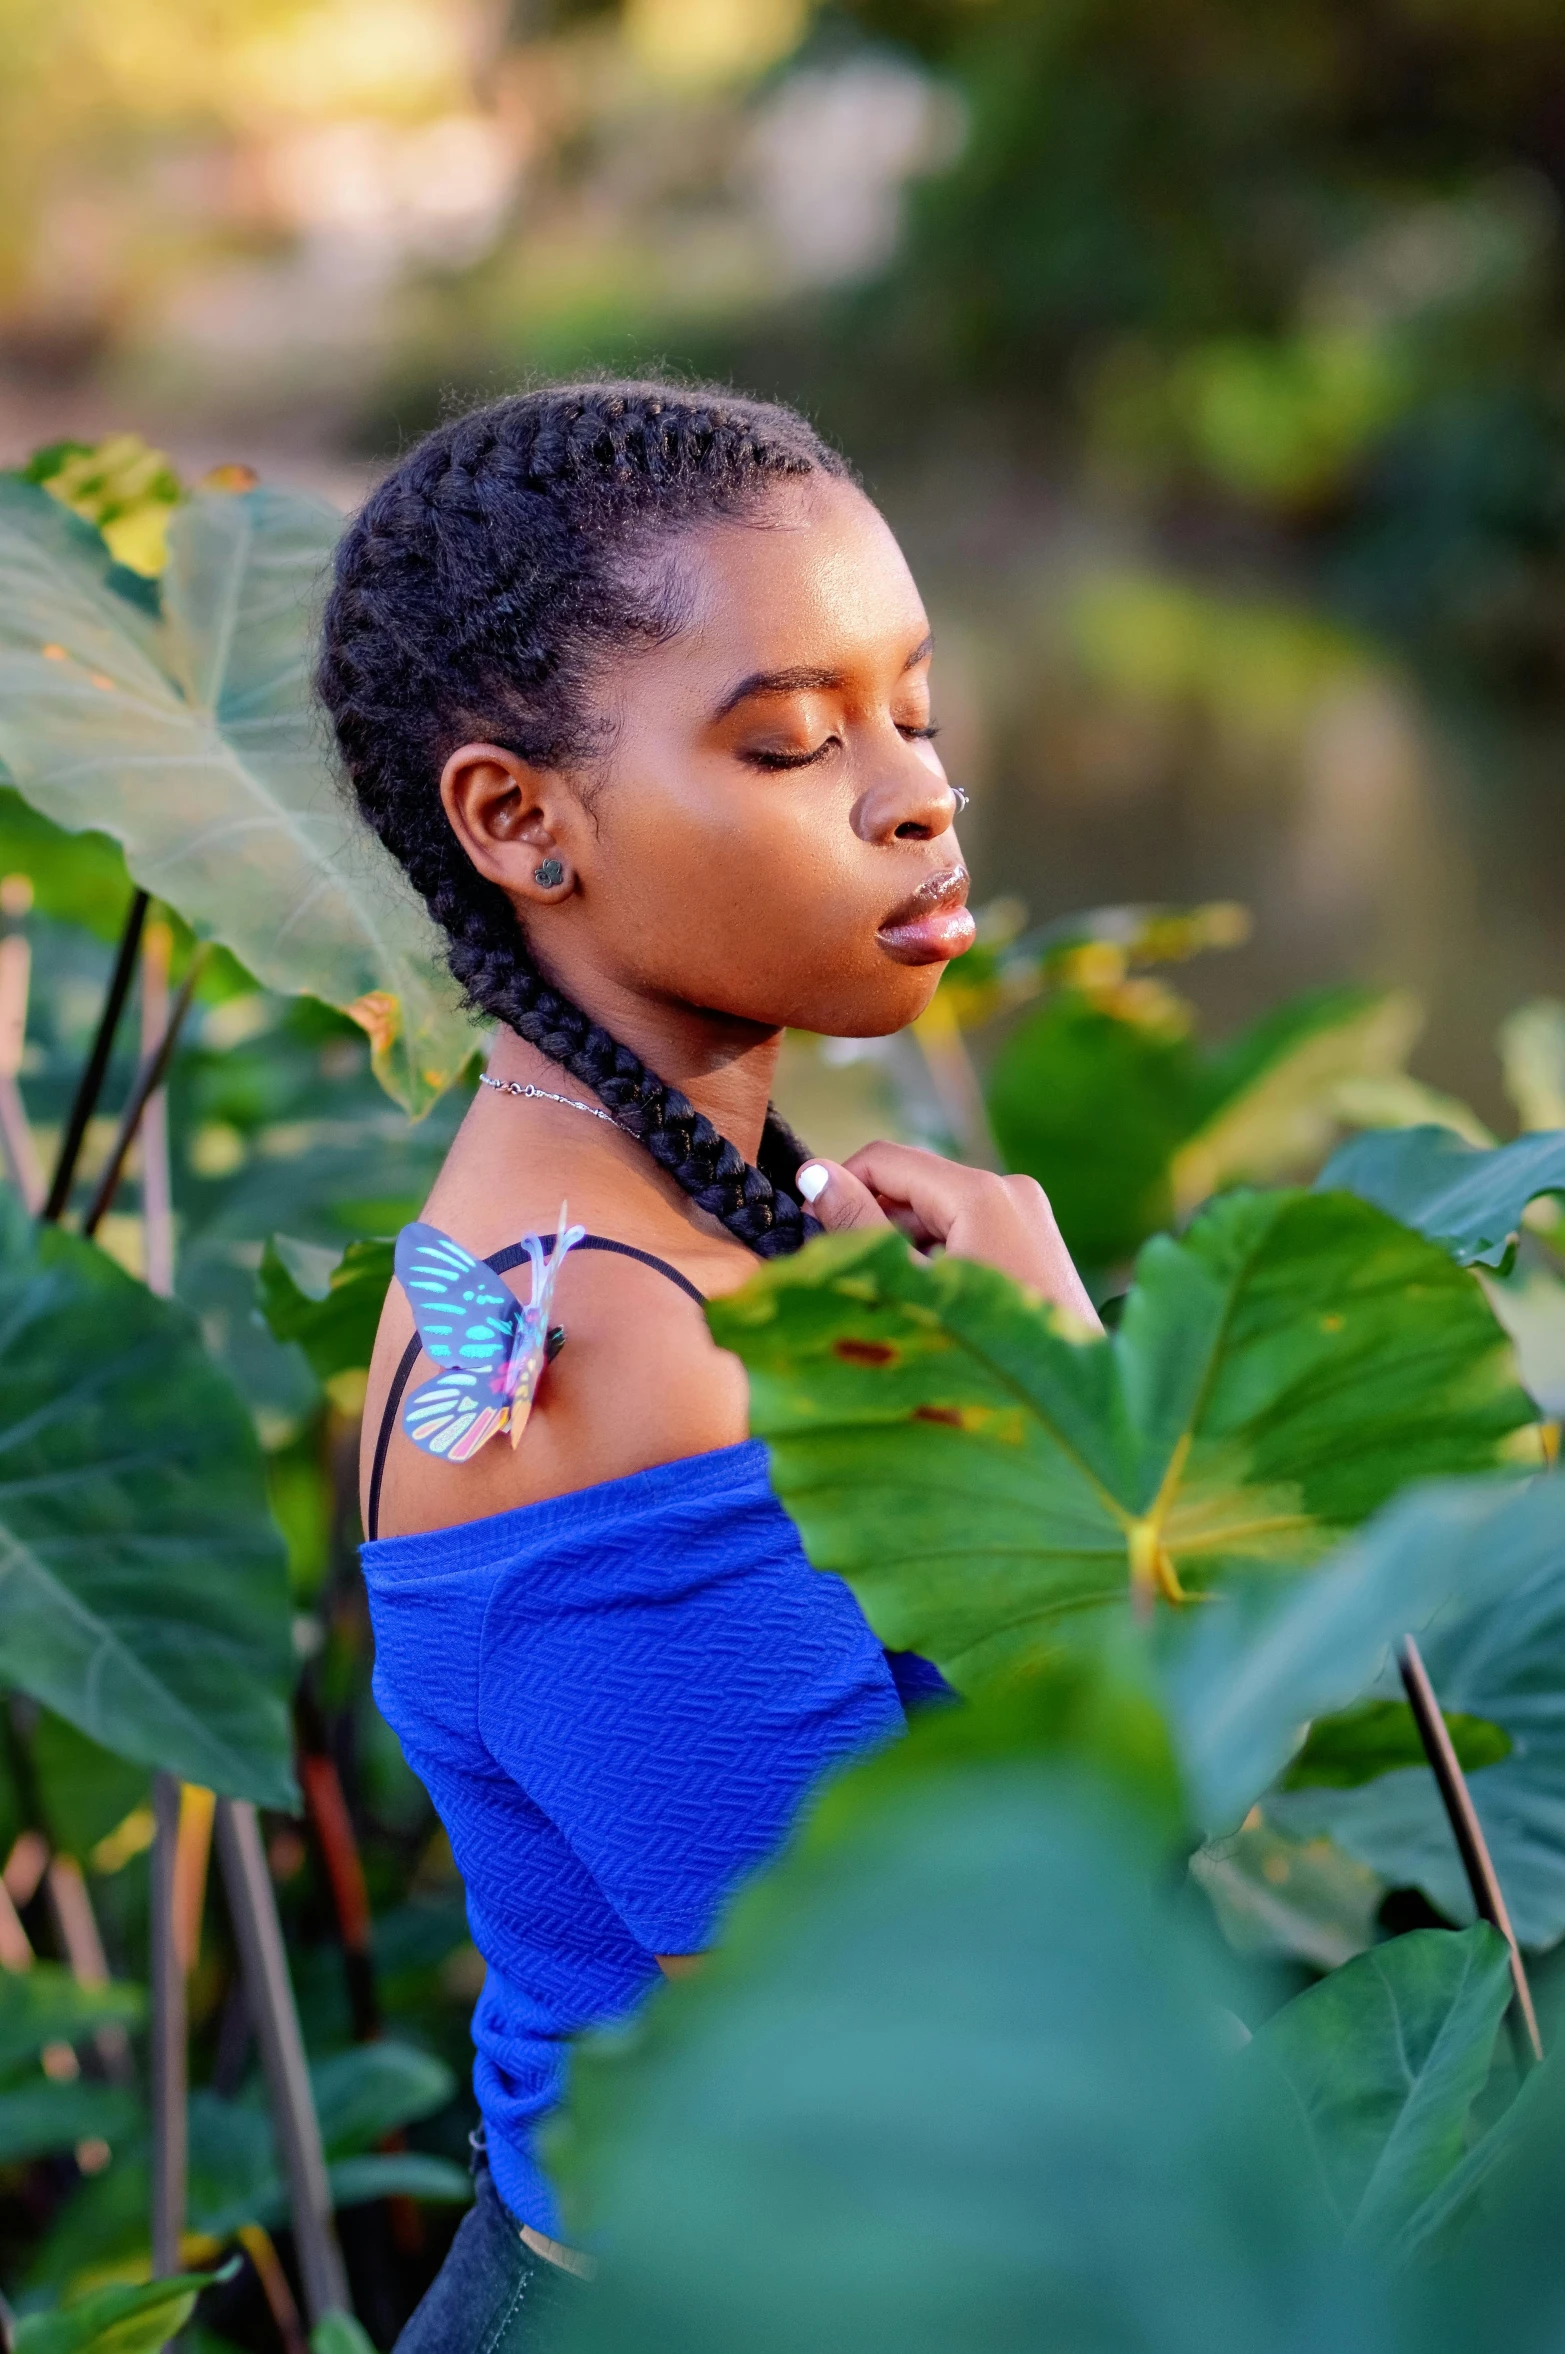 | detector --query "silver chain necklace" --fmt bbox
[479,1073,618,1126]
